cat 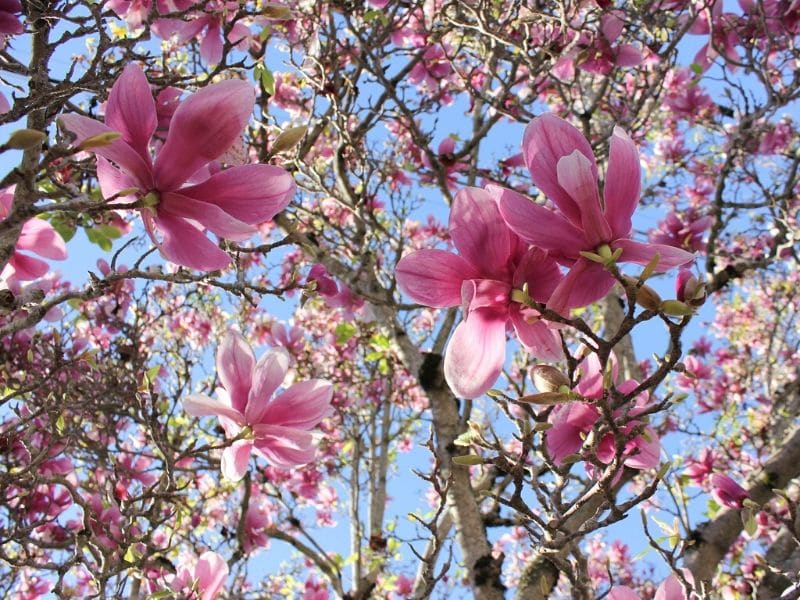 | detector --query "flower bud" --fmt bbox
[271,125,307,155]
[623,276,662,311]
[6,128,47,149]
[517,391,570,405]
[660,299,694,316]
[78,131,122,149]
[531,365,570,393]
